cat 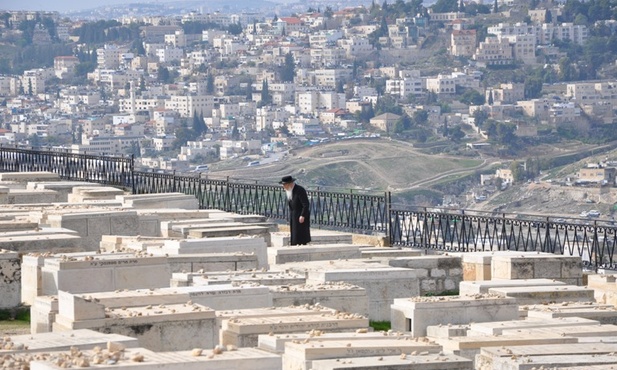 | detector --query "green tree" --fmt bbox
[280,52,295,82]
[260,80,272,106]
[459,89,485,106]
[206,74,215,94]
[157,66,171,83]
